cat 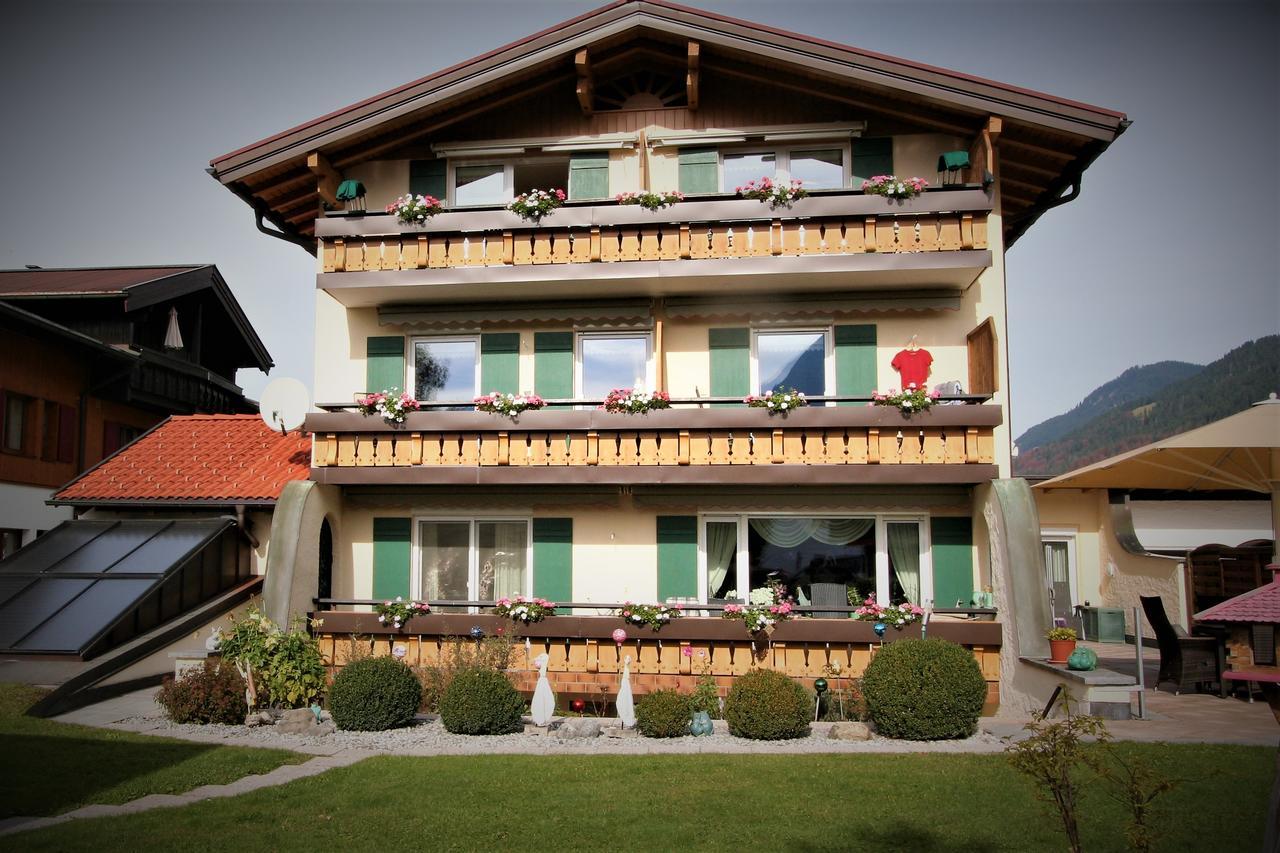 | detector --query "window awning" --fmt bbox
[0,518,239,659]
[379,298,654,330]
[663,291,959,320]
